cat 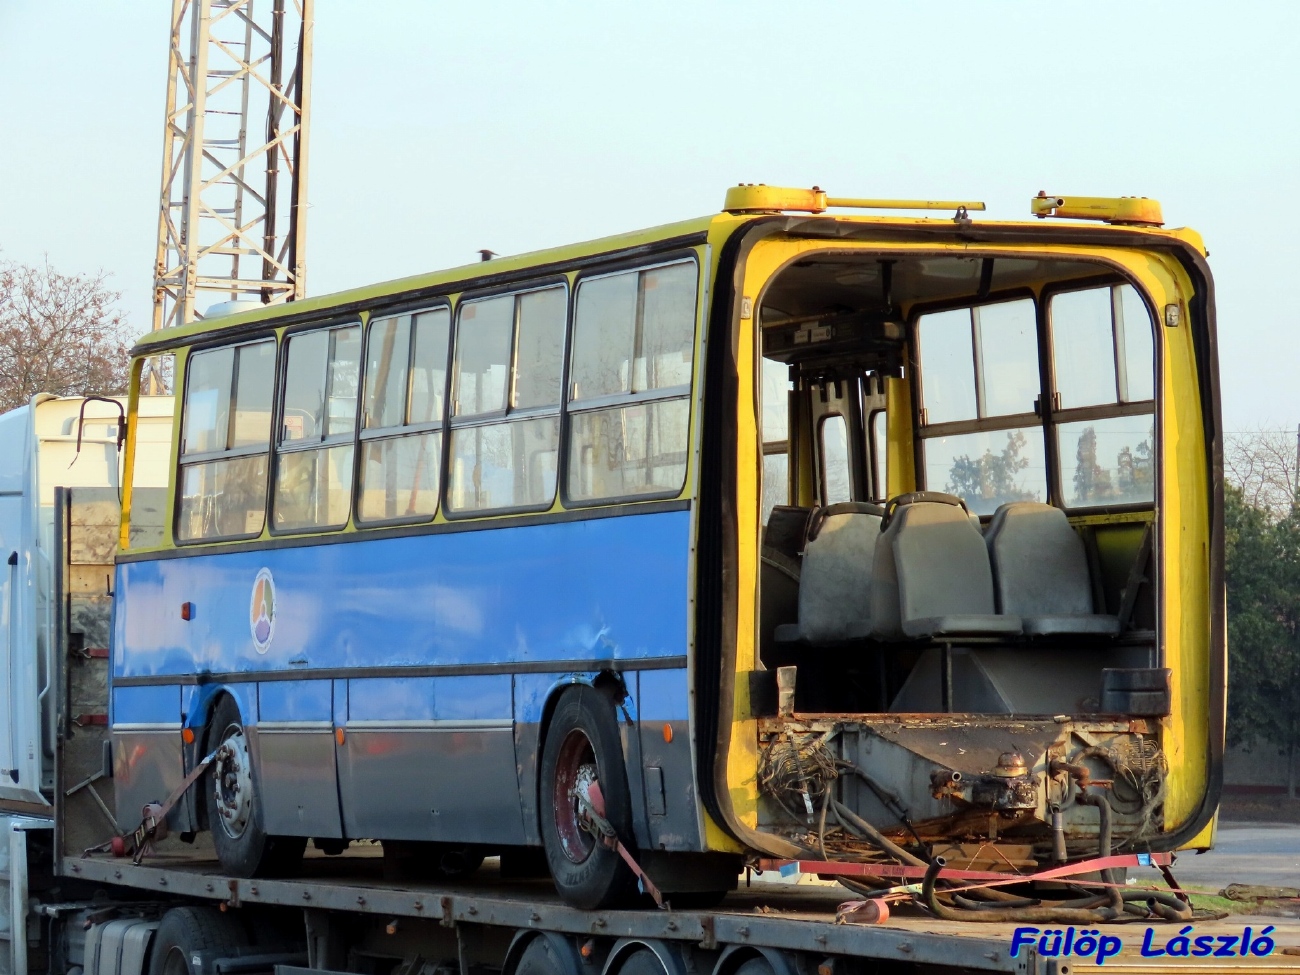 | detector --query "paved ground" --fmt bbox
[1172,822,1300,891]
